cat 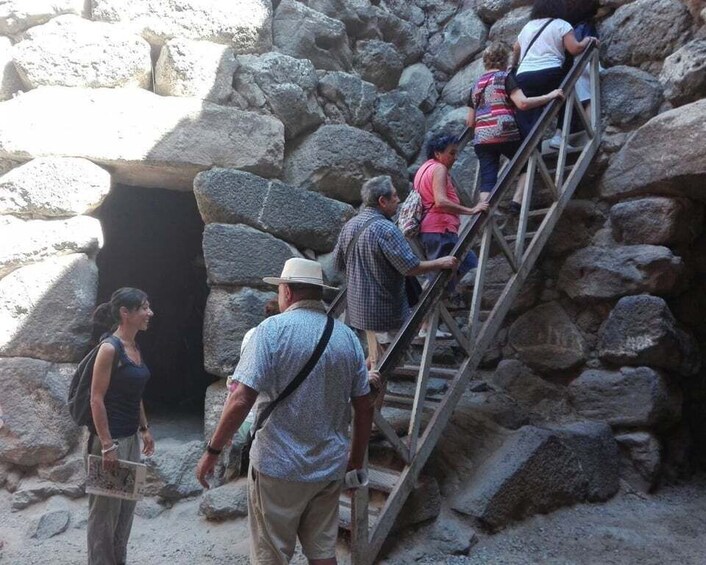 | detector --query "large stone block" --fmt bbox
[282,124,408,204]
[0,254,97,361]
[0,215,102,277]
[194,169,354,253]
[317,71,376,127]
[660,39,706,107]
[203,379,228,440]
[12,15,152,90]
[508,302,587,373]
[600,66,664,128]
[0,157,111,218]
[203,287,276,377]
[372,91,425,160]
[600,99,706,201]
[0,87,284,190]
[475,0,531,24]
[610,197,703,245]
[375,8,426,65]
[429,9,487,74]
[450,426,587,530]
[488,6,531,45]
[569,367,682,428]
[0,0,85,35]
[599,295,700,375]
[557,245,683,302]
[199,479,248,520]
[615,431,661,492]
[441,59,485,107]
[398,63,438,112]
[144,439,203,500]
[273,0,351,71]
[295,0,375,38]
[155,38,238,104]
[91,0,273,53]
[0,358,79,466]
[546,200,605,256]
[234,52,324,139]
[353,40,404,91]
[203,223,302,288]
[599,0,692,71]
[0,37,23,101]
